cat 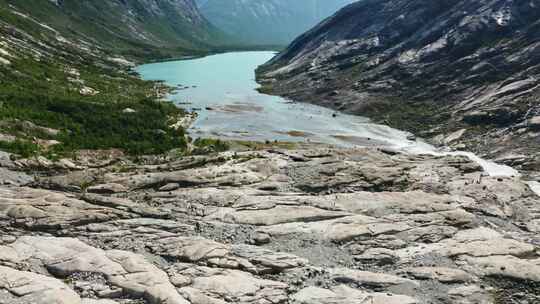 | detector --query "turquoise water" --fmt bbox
[136,51,432,149]
[136,51,520,177]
